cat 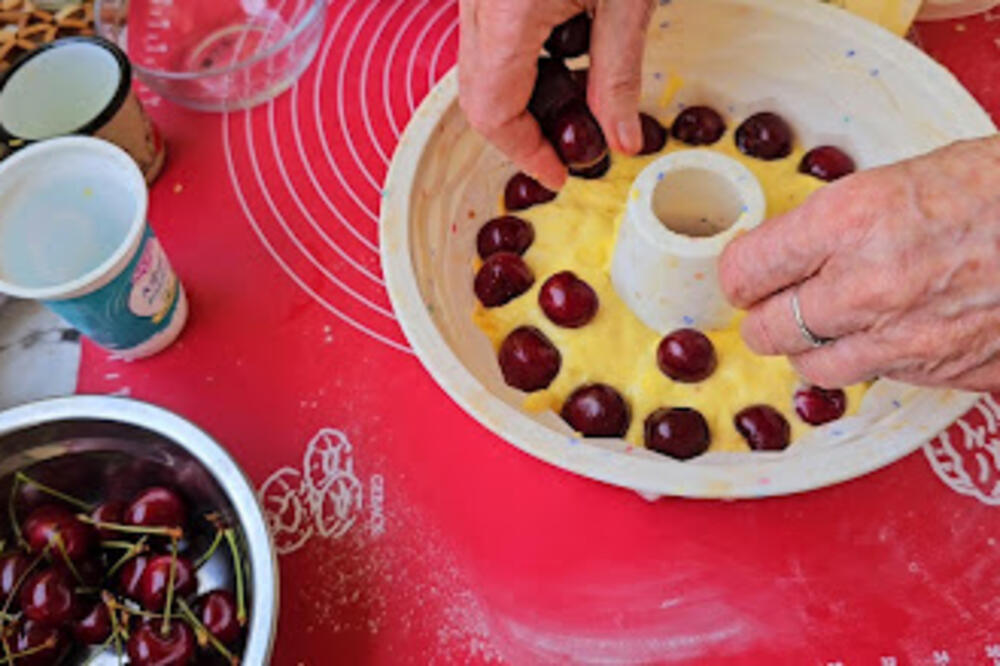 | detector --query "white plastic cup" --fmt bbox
[0,137,187,359]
